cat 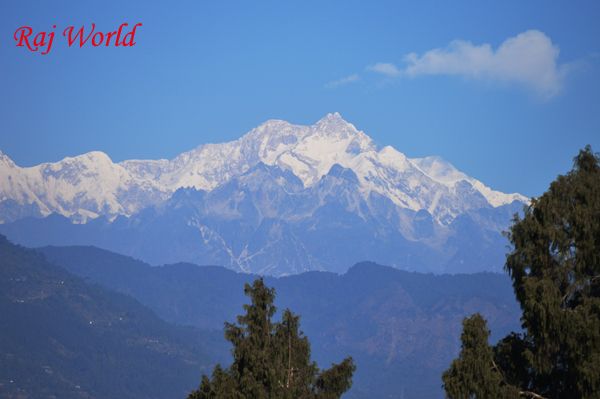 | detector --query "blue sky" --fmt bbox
[1,1,599,197]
